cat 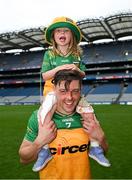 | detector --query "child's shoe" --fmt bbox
[89,146,111,167]
[32,148,53,172]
